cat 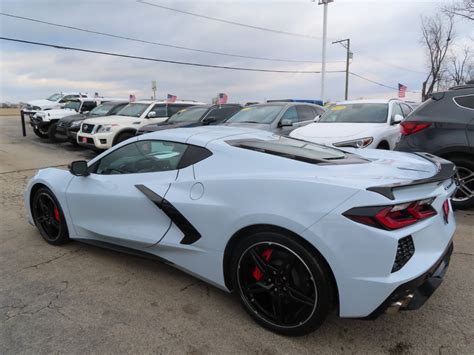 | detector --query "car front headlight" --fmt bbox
[333,137,374,148]
[96,124,117,133]
[70,120,82,128]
